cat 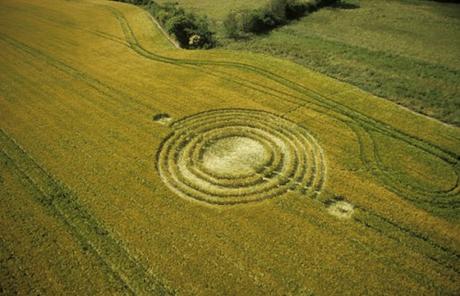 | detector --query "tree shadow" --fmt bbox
[331,2,360,10]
